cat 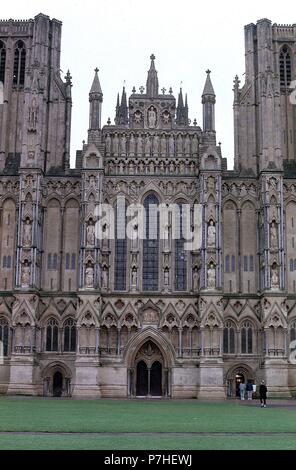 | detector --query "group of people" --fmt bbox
[239,380,268,408]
